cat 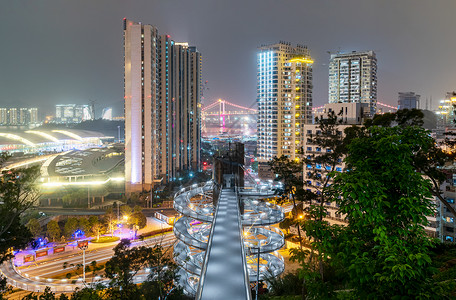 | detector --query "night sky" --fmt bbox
[1,0,455,117]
